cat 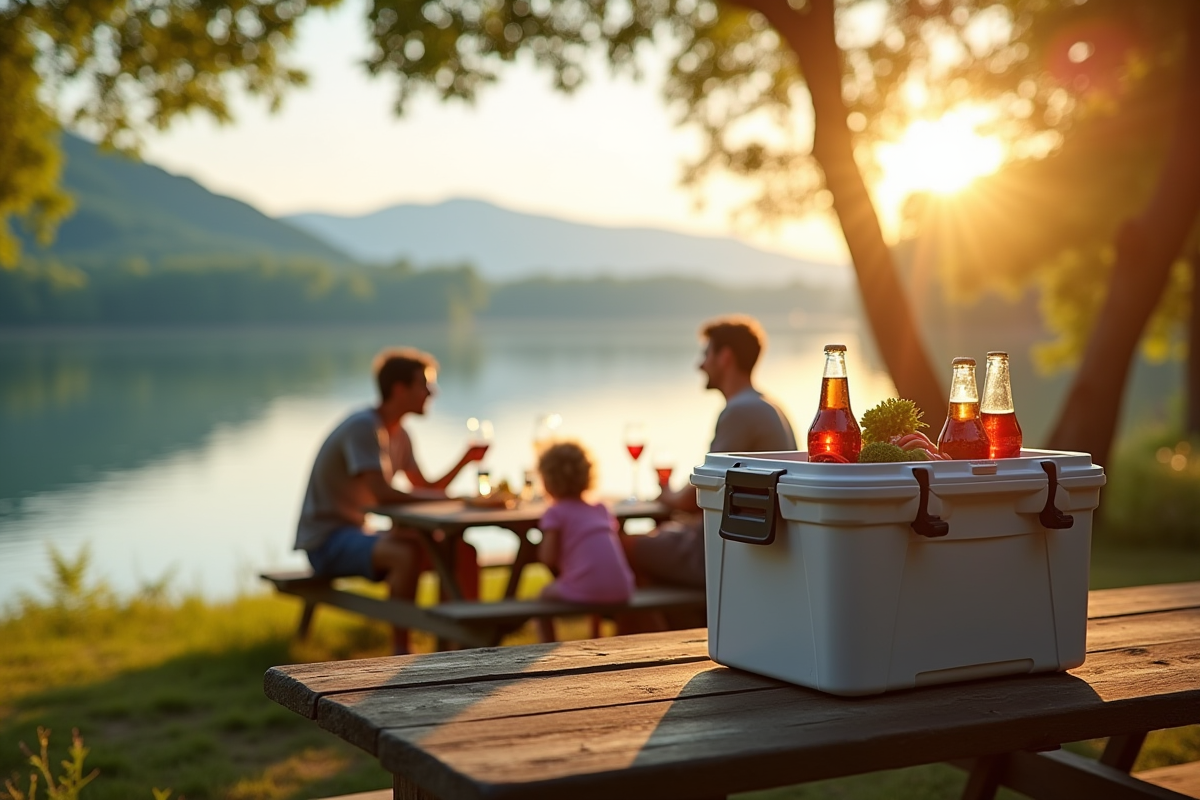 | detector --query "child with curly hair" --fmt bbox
[536,441,635,641]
